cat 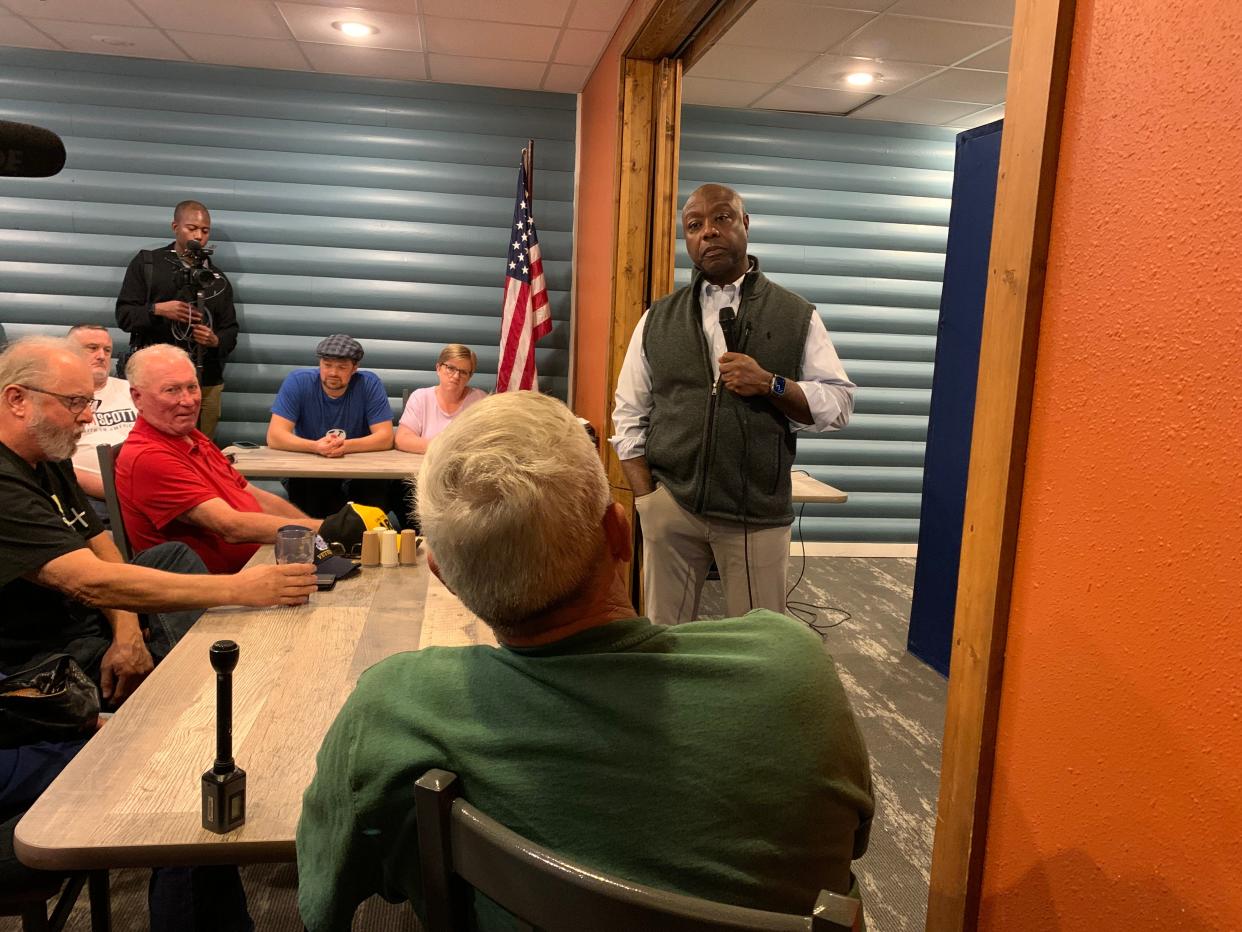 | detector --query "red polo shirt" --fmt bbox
[115,417,261,573]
